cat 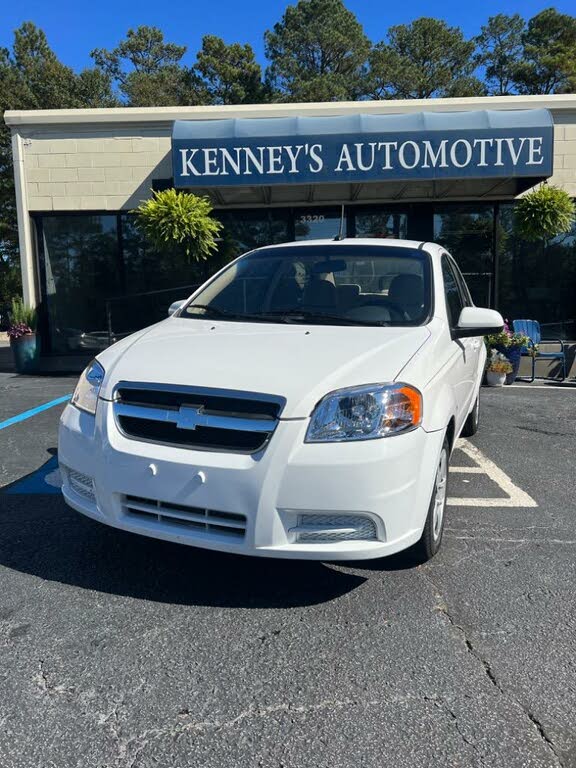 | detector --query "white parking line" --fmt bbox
[448,439,538,508]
